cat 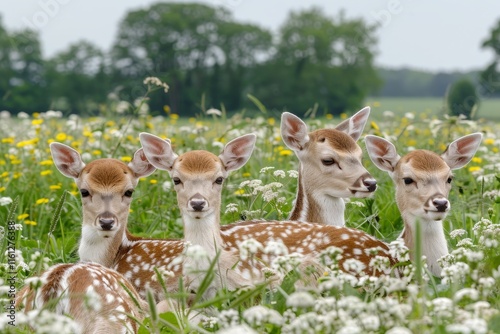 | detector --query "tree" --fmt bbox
[251,8,381,116]
[111,2,272,115]
[46,40,109,114]
[0,16,48,113]
[446,79,479,119]
[480,19,500,96]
